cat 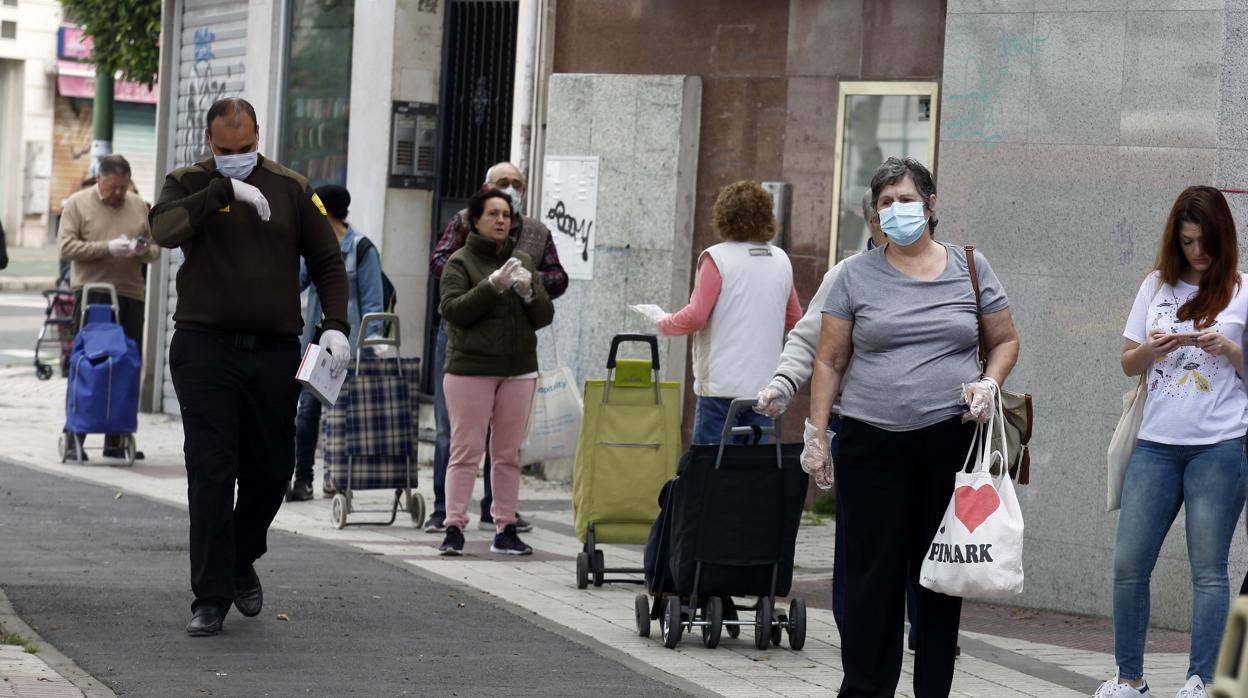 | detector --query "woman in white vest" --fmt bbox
[641,180,801,444]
